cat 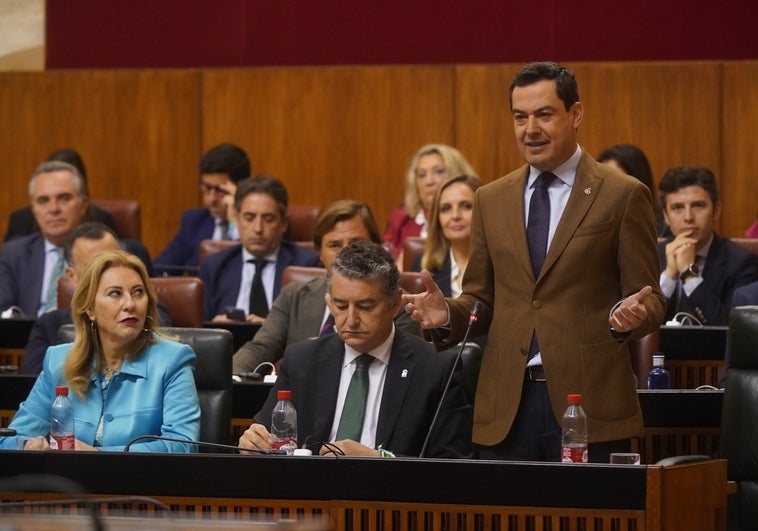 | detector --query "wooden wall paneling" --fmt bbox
[0,70,202,256]
[721,61,758,238]
[454,64,524,184]
[571,61,723,231]
[201,66,456,233]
